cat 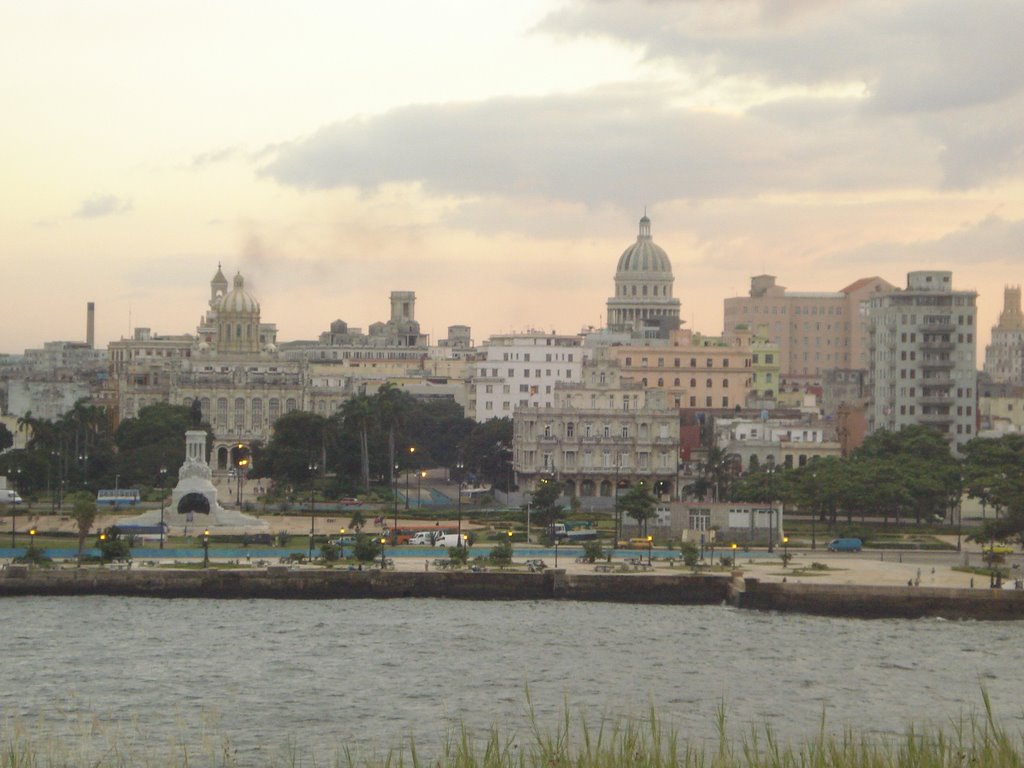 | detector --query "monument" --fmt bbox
[119,428,268,533]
